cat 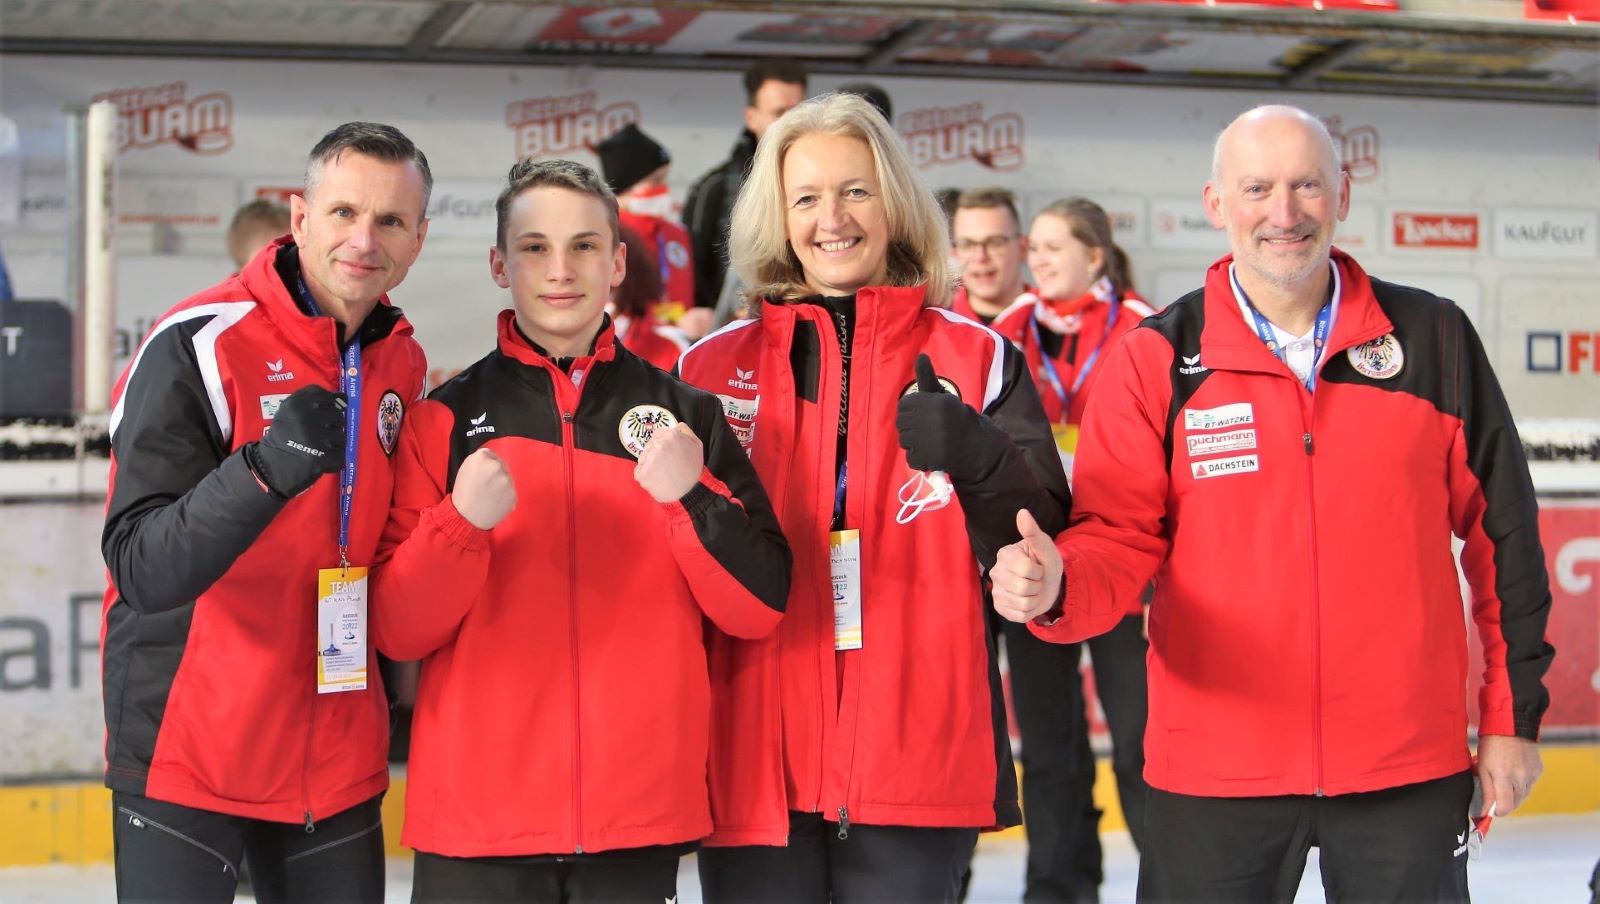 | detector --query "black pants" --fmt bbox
[1138,771,1474,903]
[1001,617,1101,903]
[1086,612,1150,851]
[111,790,384,903]
[412,849,681,903]
[698,810,979,904]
